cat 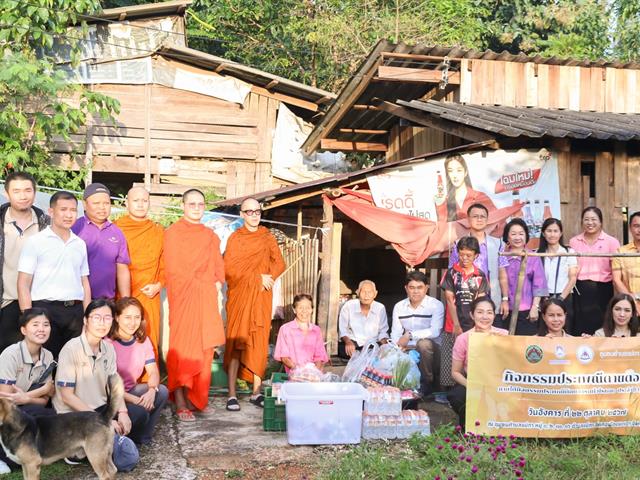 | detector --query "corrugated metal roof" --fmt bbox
[159,45,335,105]
[396,100,640,141]
[302,39,640,153]
[216,140,494,208]
[89,0,192,22]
